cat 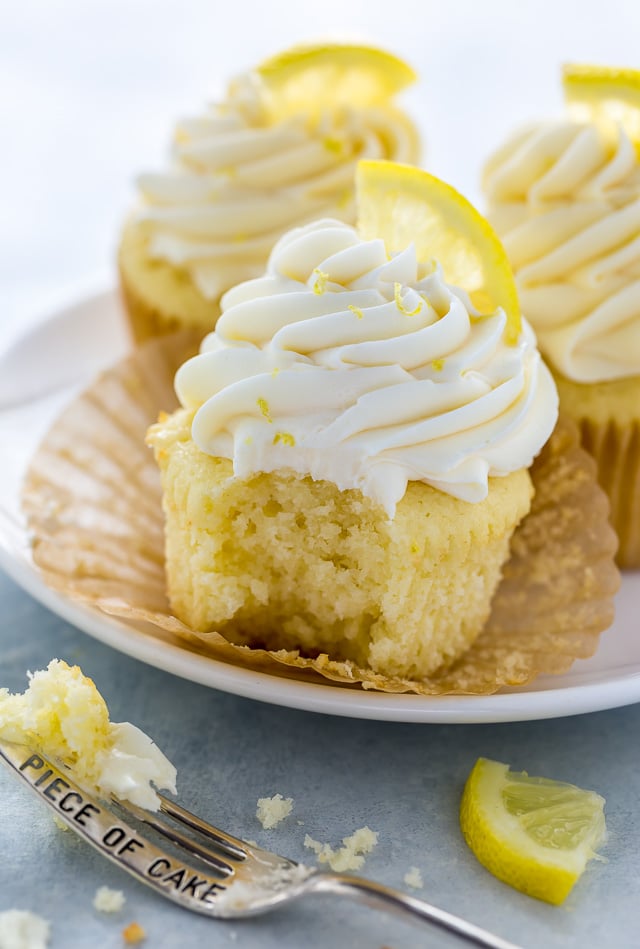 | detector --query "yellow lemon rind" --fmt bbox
[563,63,640,147]
[563,63,640,96]
[256,42,416,116]
[356,160,522,344]
[460,758,605,906]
